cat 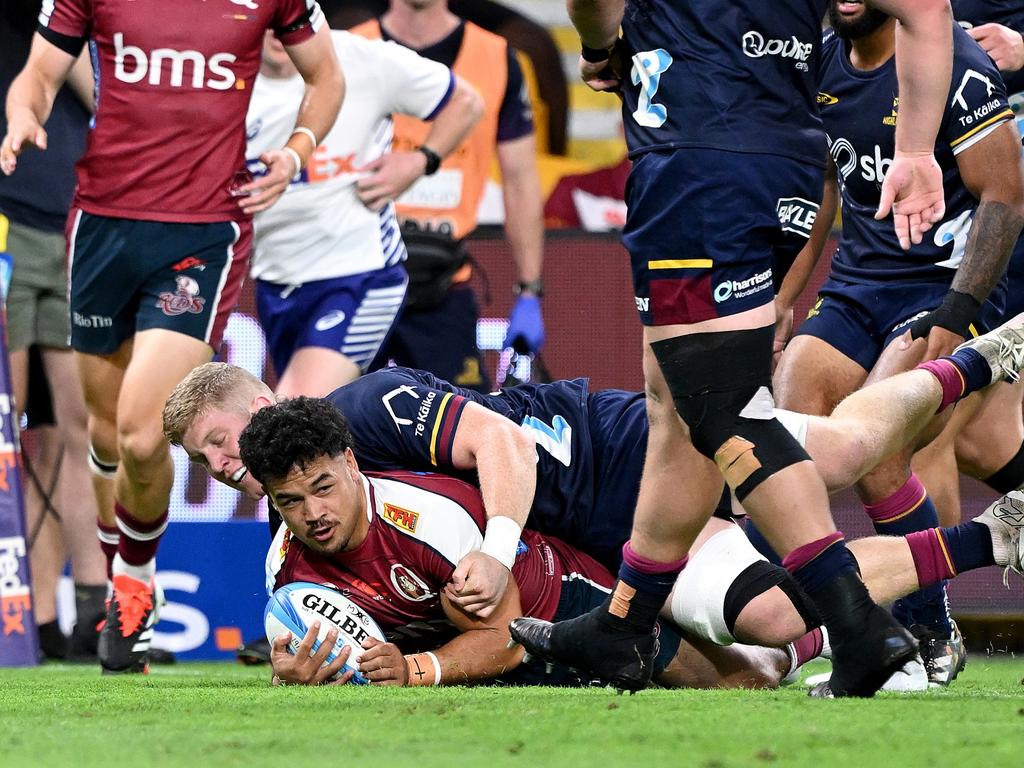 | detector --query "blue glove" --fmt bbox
[504,295,545,353]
